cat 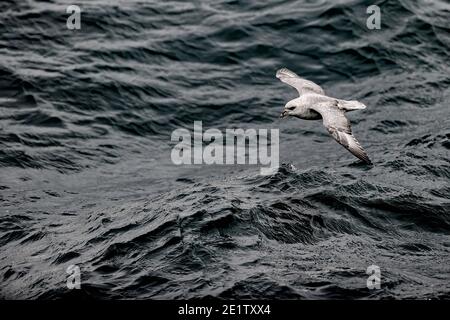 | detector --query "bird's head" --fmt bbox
[280,101,299,118]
